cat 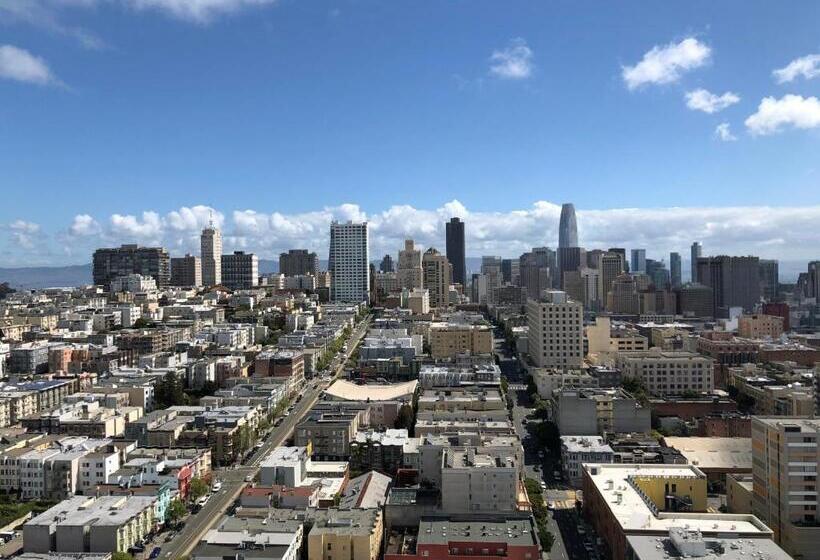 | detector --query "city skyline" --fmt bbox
[2,200,819,280]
